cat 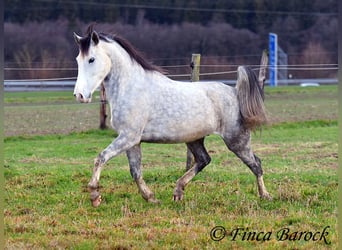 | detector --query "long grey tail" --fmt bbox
[236,66,267,130]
